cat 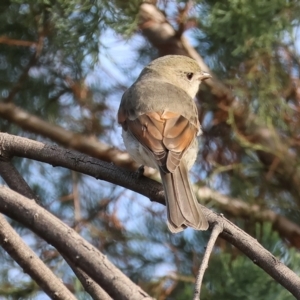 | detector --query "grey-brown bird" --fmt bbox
[118,55,210,233]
